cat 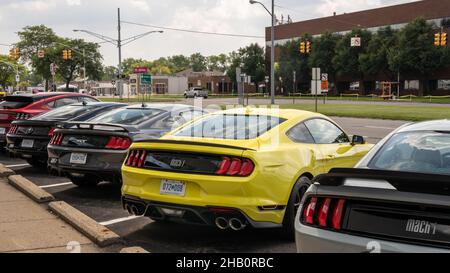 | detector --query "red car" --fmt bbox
[0,92,99,145]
